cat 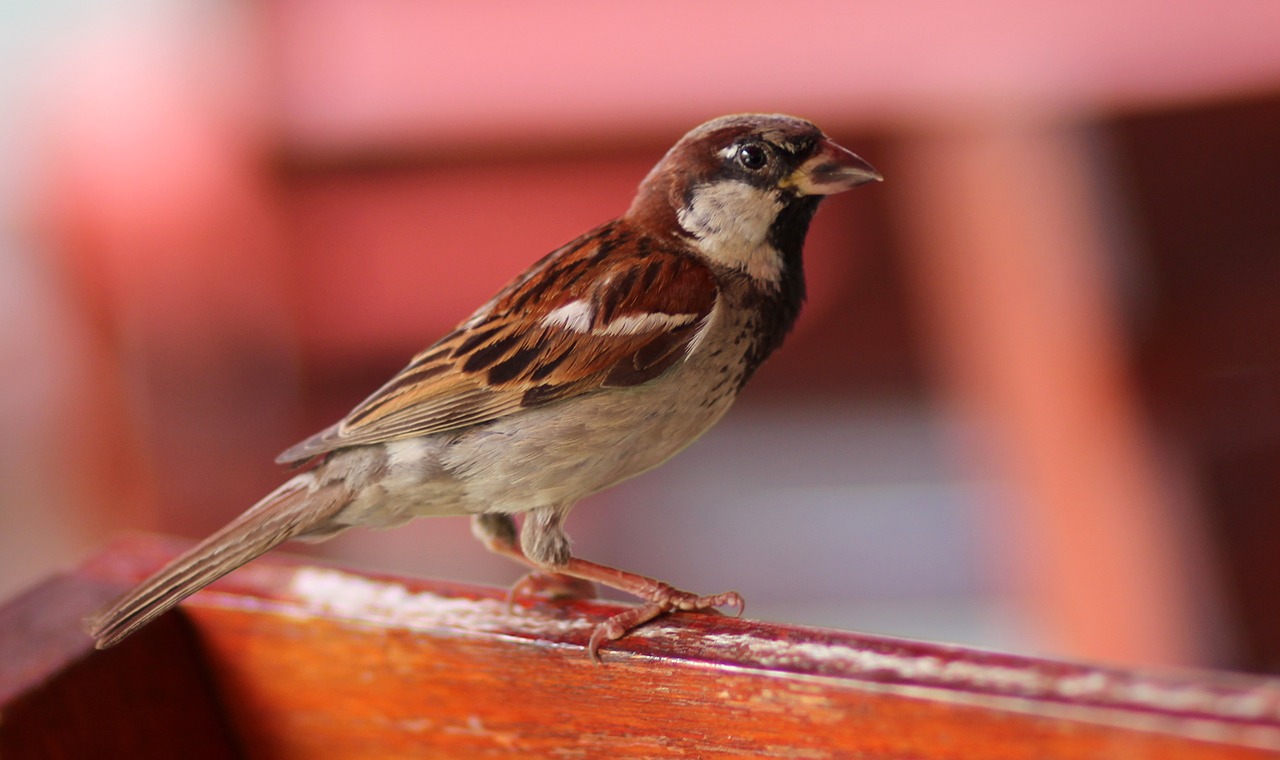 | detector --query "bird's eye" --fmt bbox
[736,143,769,171]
